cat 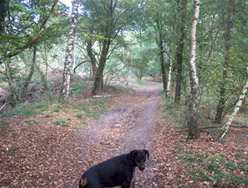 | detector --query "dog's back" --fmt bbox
[80,154,131,188]
[79,150,149,188]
